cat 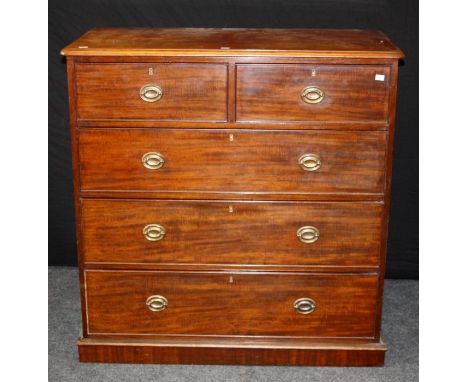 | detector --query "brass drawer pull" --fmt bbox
[146,295,168,312]
[297,226,320,244]
[294,298,316,314]
[143,224,166,242]
[140,84,163,102]
[301,86,325,104]
[142,152,165,170]
[298,153,321,172]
